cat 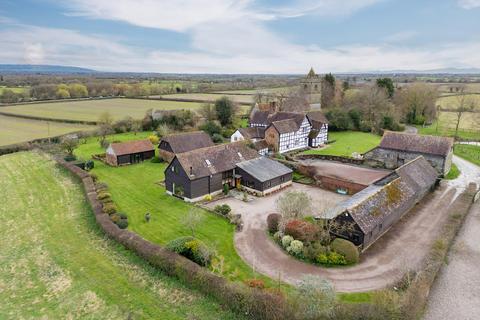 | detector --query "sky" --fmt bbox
[0,0,480,73]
